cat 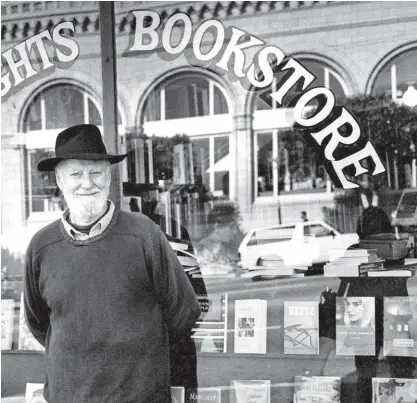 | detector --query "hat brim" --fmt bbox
[37,153,128,172]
